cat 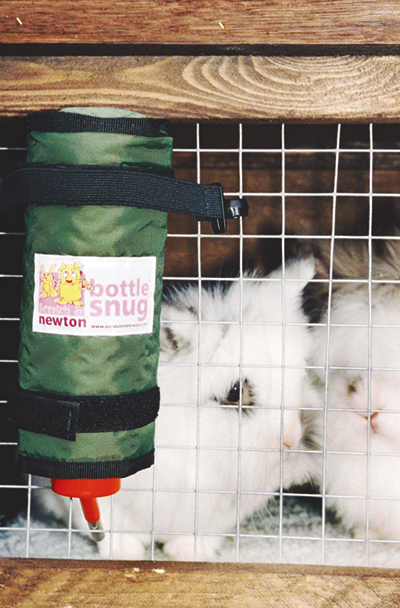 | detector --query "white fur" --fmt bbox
[308,268,400,540]
[32,258,316,560]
